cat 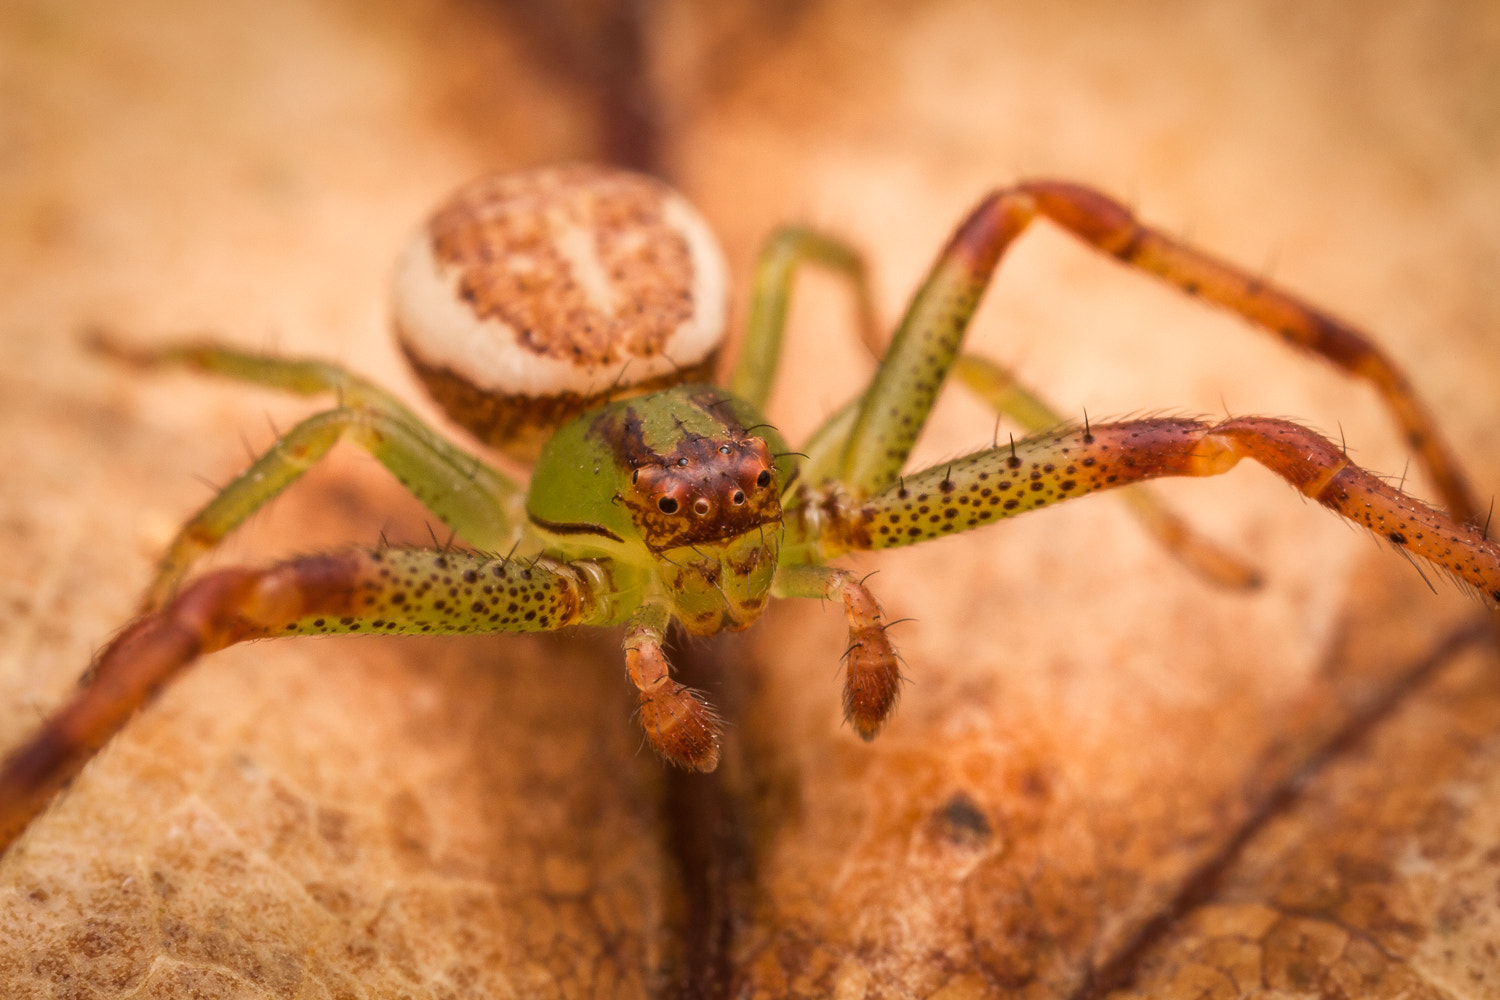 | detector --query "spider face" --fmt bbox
[609,408,783,554]
[528,384,790,634]
[619,420,785,634]
[617,429,779,549]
